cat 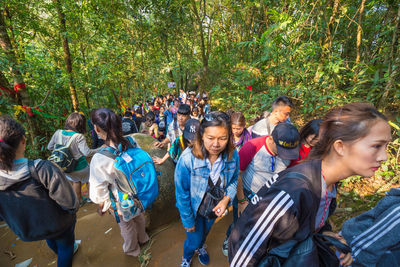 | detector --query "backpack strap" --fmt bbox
[108,185,121,224]
[207,176,222,188]
[98,147,118,160]
[57,130,79,148]
[65,133,79,148]
[179,135,185,150]
[173,119,179,140]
